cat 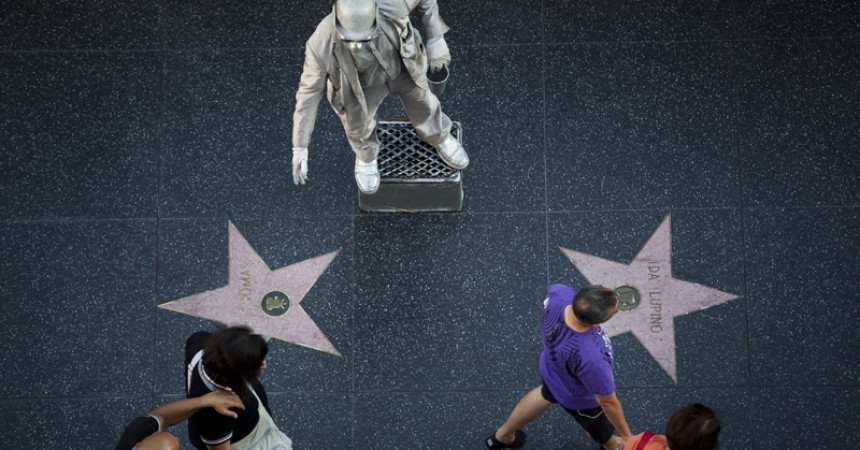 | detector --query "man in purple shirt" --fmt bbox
[486,284,633,450]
